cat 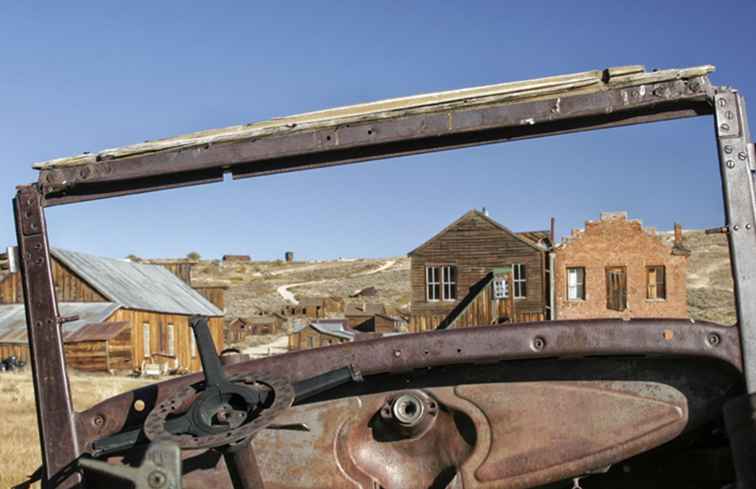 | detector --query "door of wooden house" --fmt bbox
[606,267,627,311]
